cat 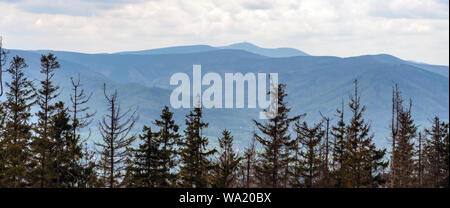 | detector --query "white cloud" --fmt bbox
[0,0,448,65]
